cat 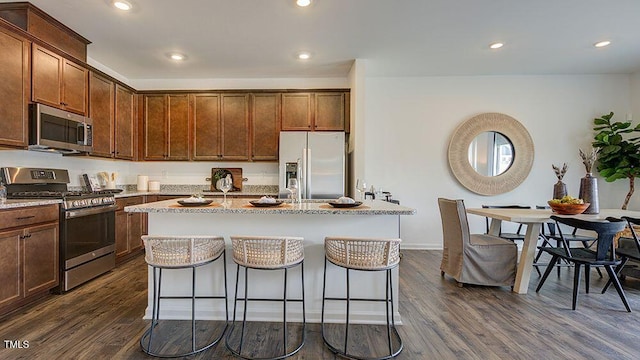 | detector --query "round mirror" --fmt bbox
[468,131,514,176]
[448,113,534,195]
